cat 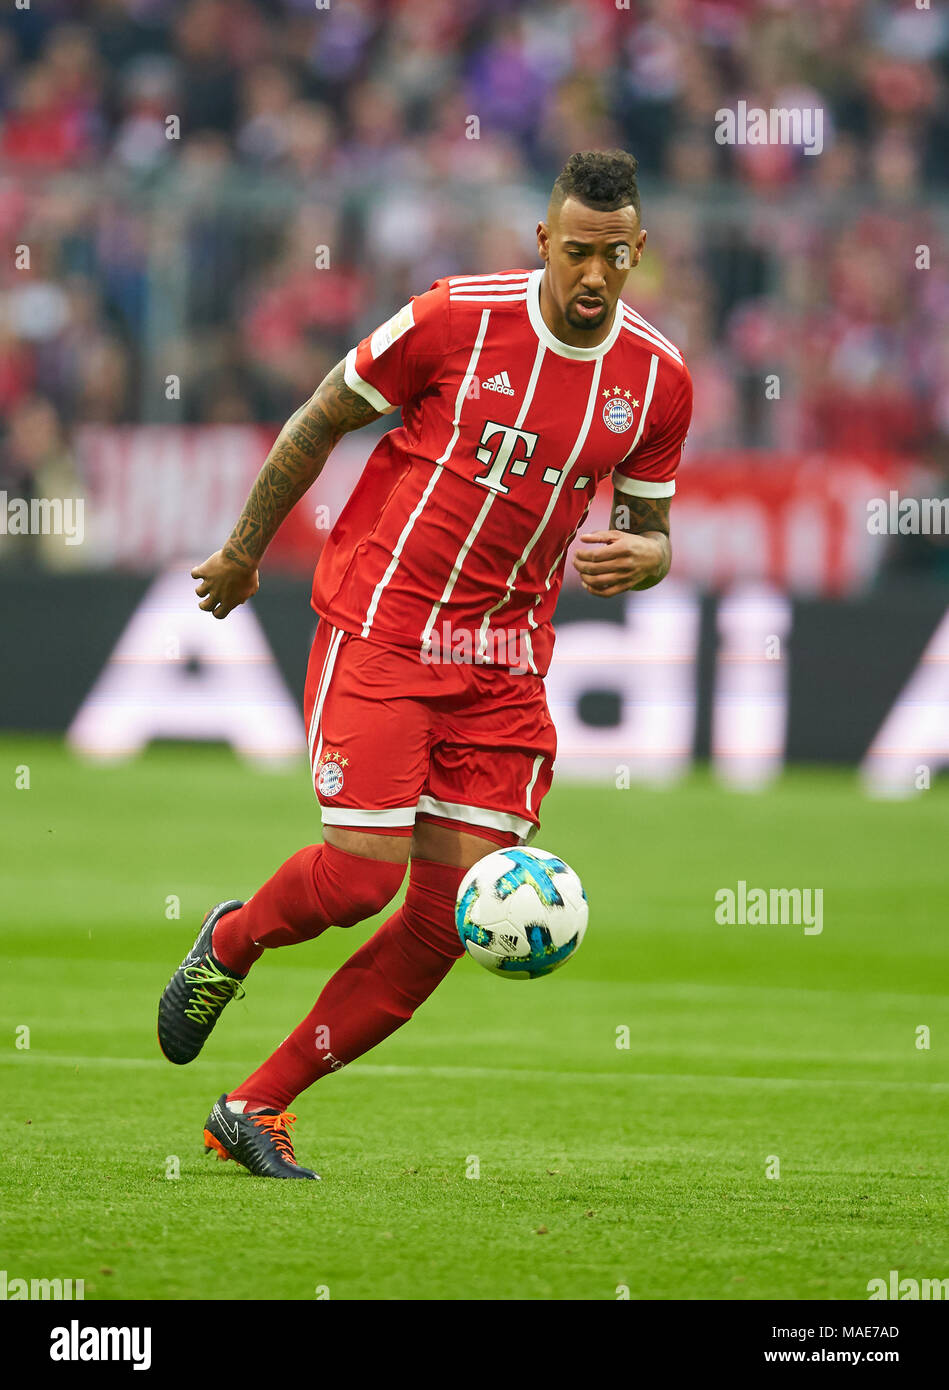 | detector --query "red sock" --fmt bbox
[212,843,406,976]
[228,858,465,1111]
